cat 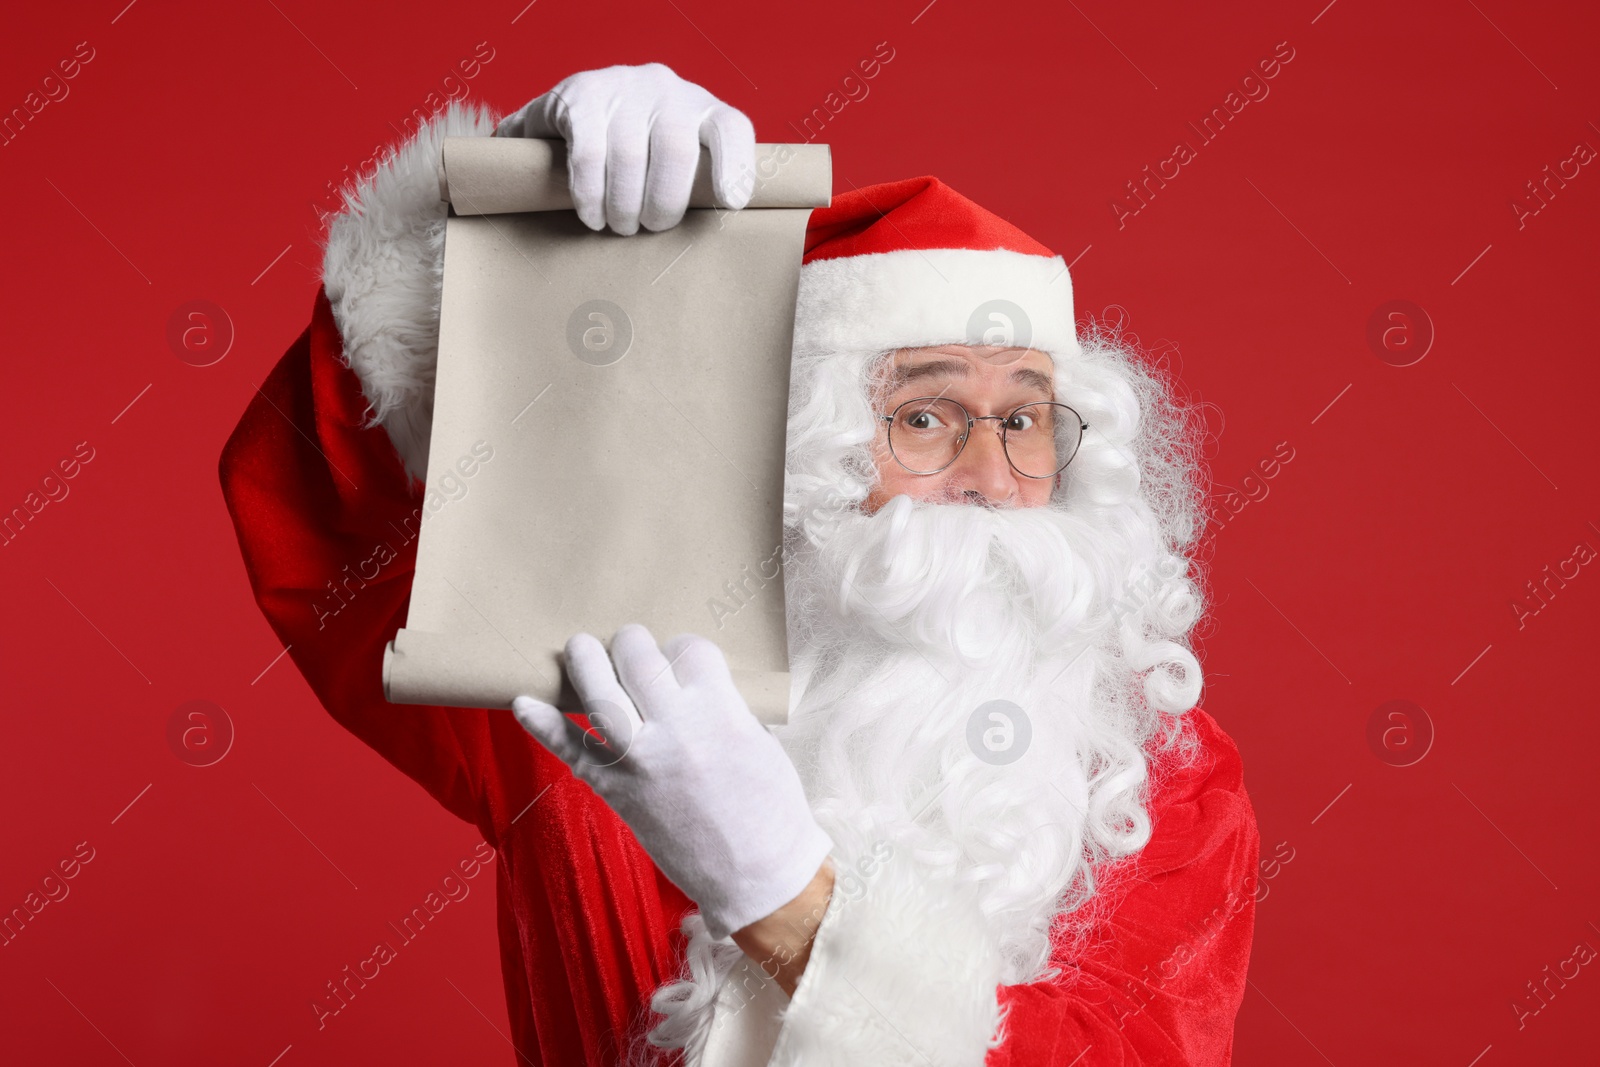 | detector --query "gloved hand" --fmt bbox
[513,624,834,941]
[494,62,757,235]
